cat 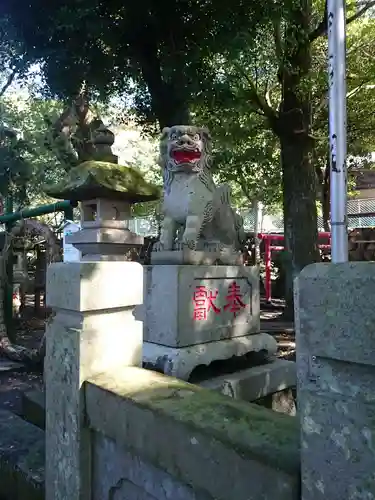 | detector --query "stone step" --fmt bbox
[0,358,26,373]
[199,359,296,414]
[22,390,45,430]
[0,409,44,500]
[21,361,296,431]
